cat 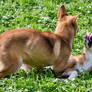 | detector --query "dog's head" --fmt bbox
[84,33,92,50]
[56,5,80,36]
